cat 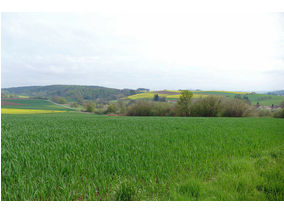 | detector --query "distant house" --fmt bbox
[137,88,150,93]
